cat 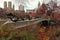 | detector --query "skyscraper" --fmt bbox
[8,1,12,9]
[13,4,15,10]
[19,4,24,11]
[38,2,40,8]
[4,1,7,9]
